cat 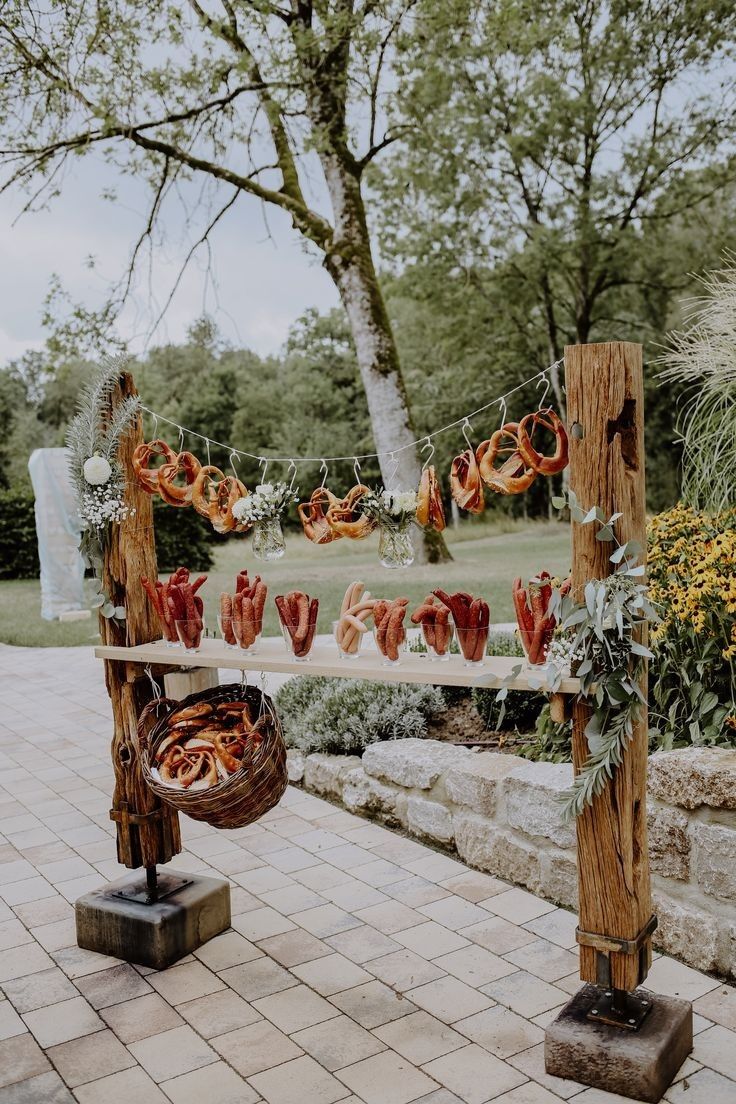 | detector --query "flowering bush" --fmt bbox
[648,504,736,748]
